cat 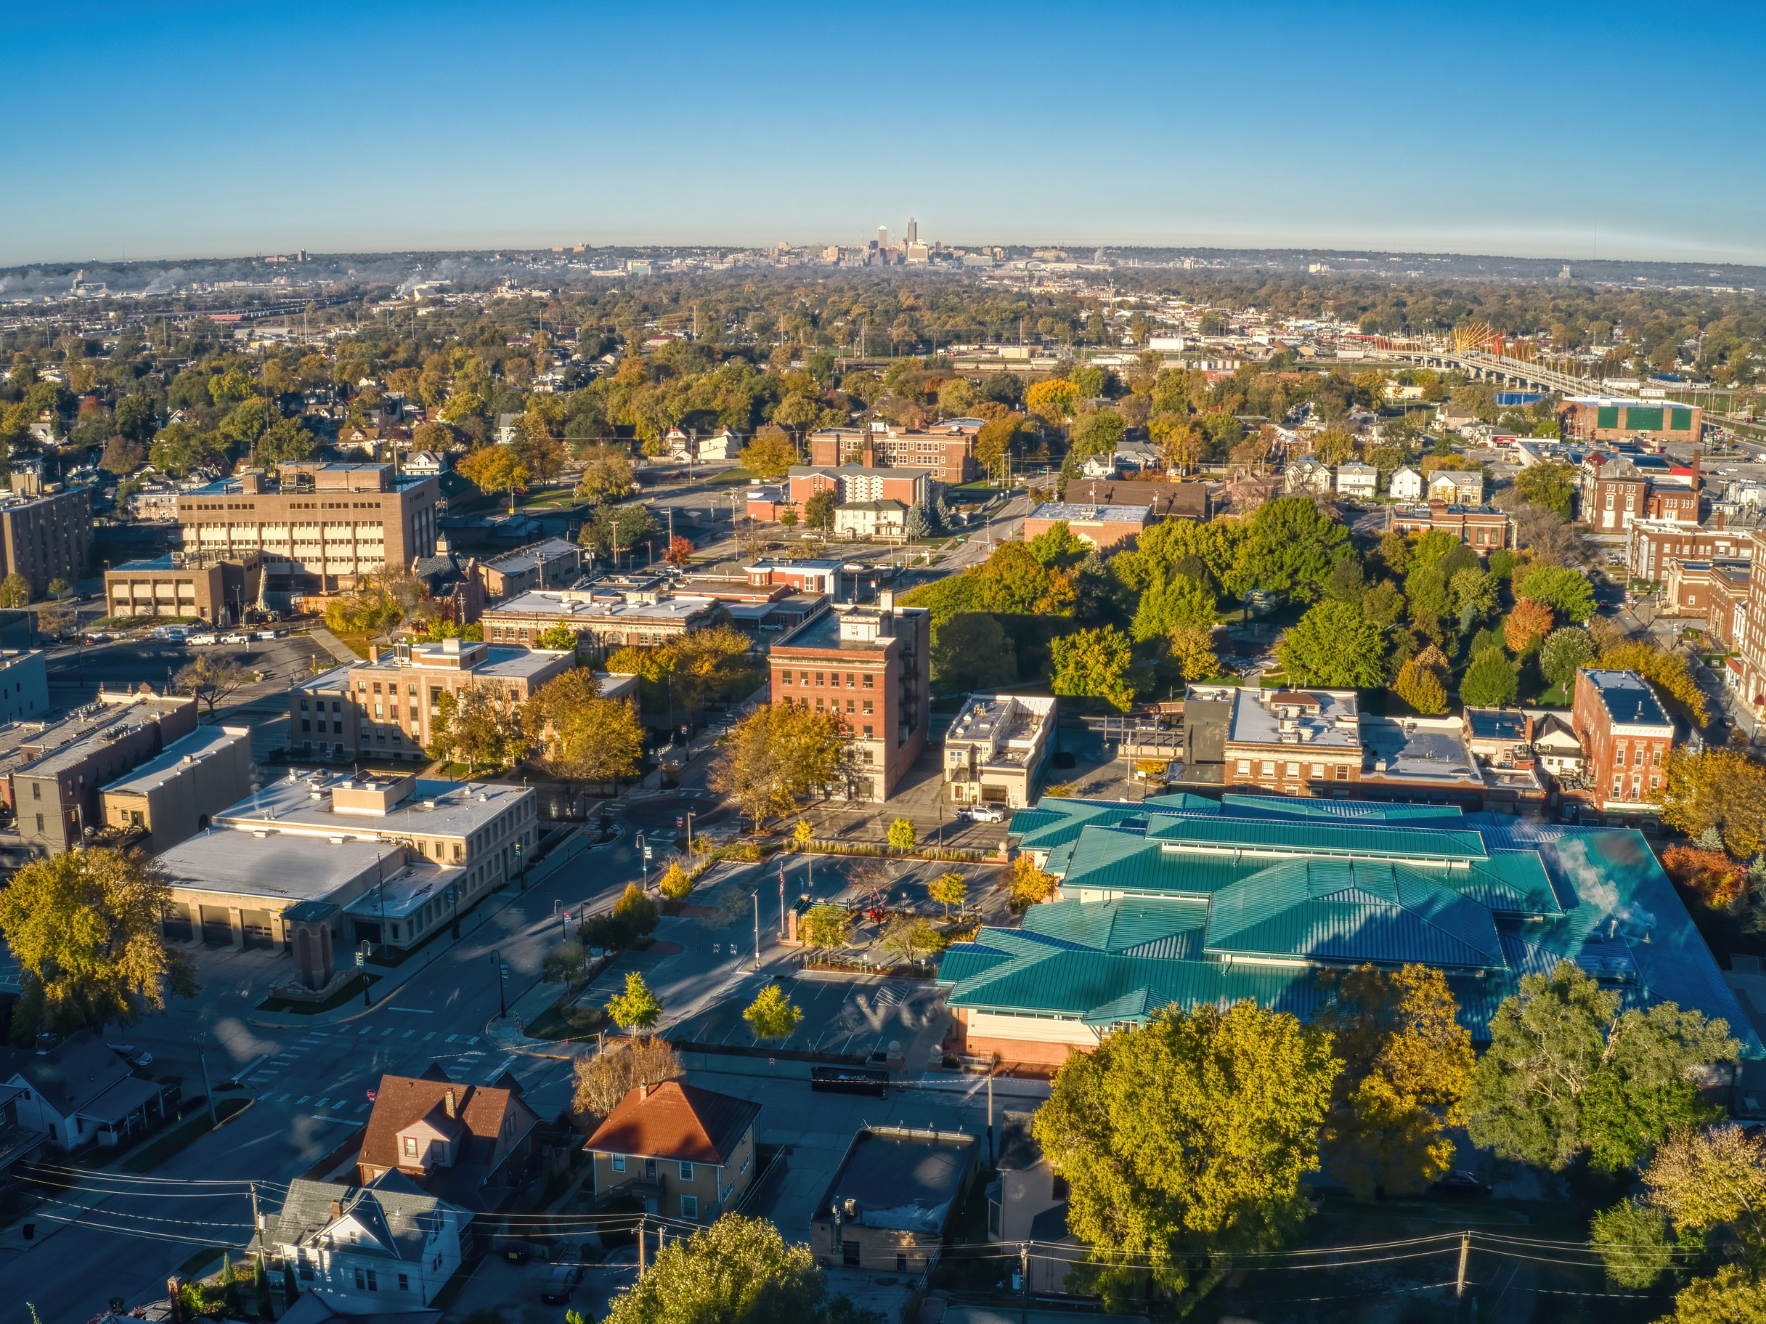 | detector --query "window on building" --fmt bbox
[862,699,873,715]
[398,1274,409,1293]
[681,1195,698,1219]
[862,674,874,688]
[403,1136,417,1157]
[611,1154,626,1172]
[1261,761,1275,776]
[814,672,824,686]
[1285,762,1300,776]
[780,671,792,685]
[679,1161,694,1180]
[1236,760,1251,775]
[1311,763,1325,777]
